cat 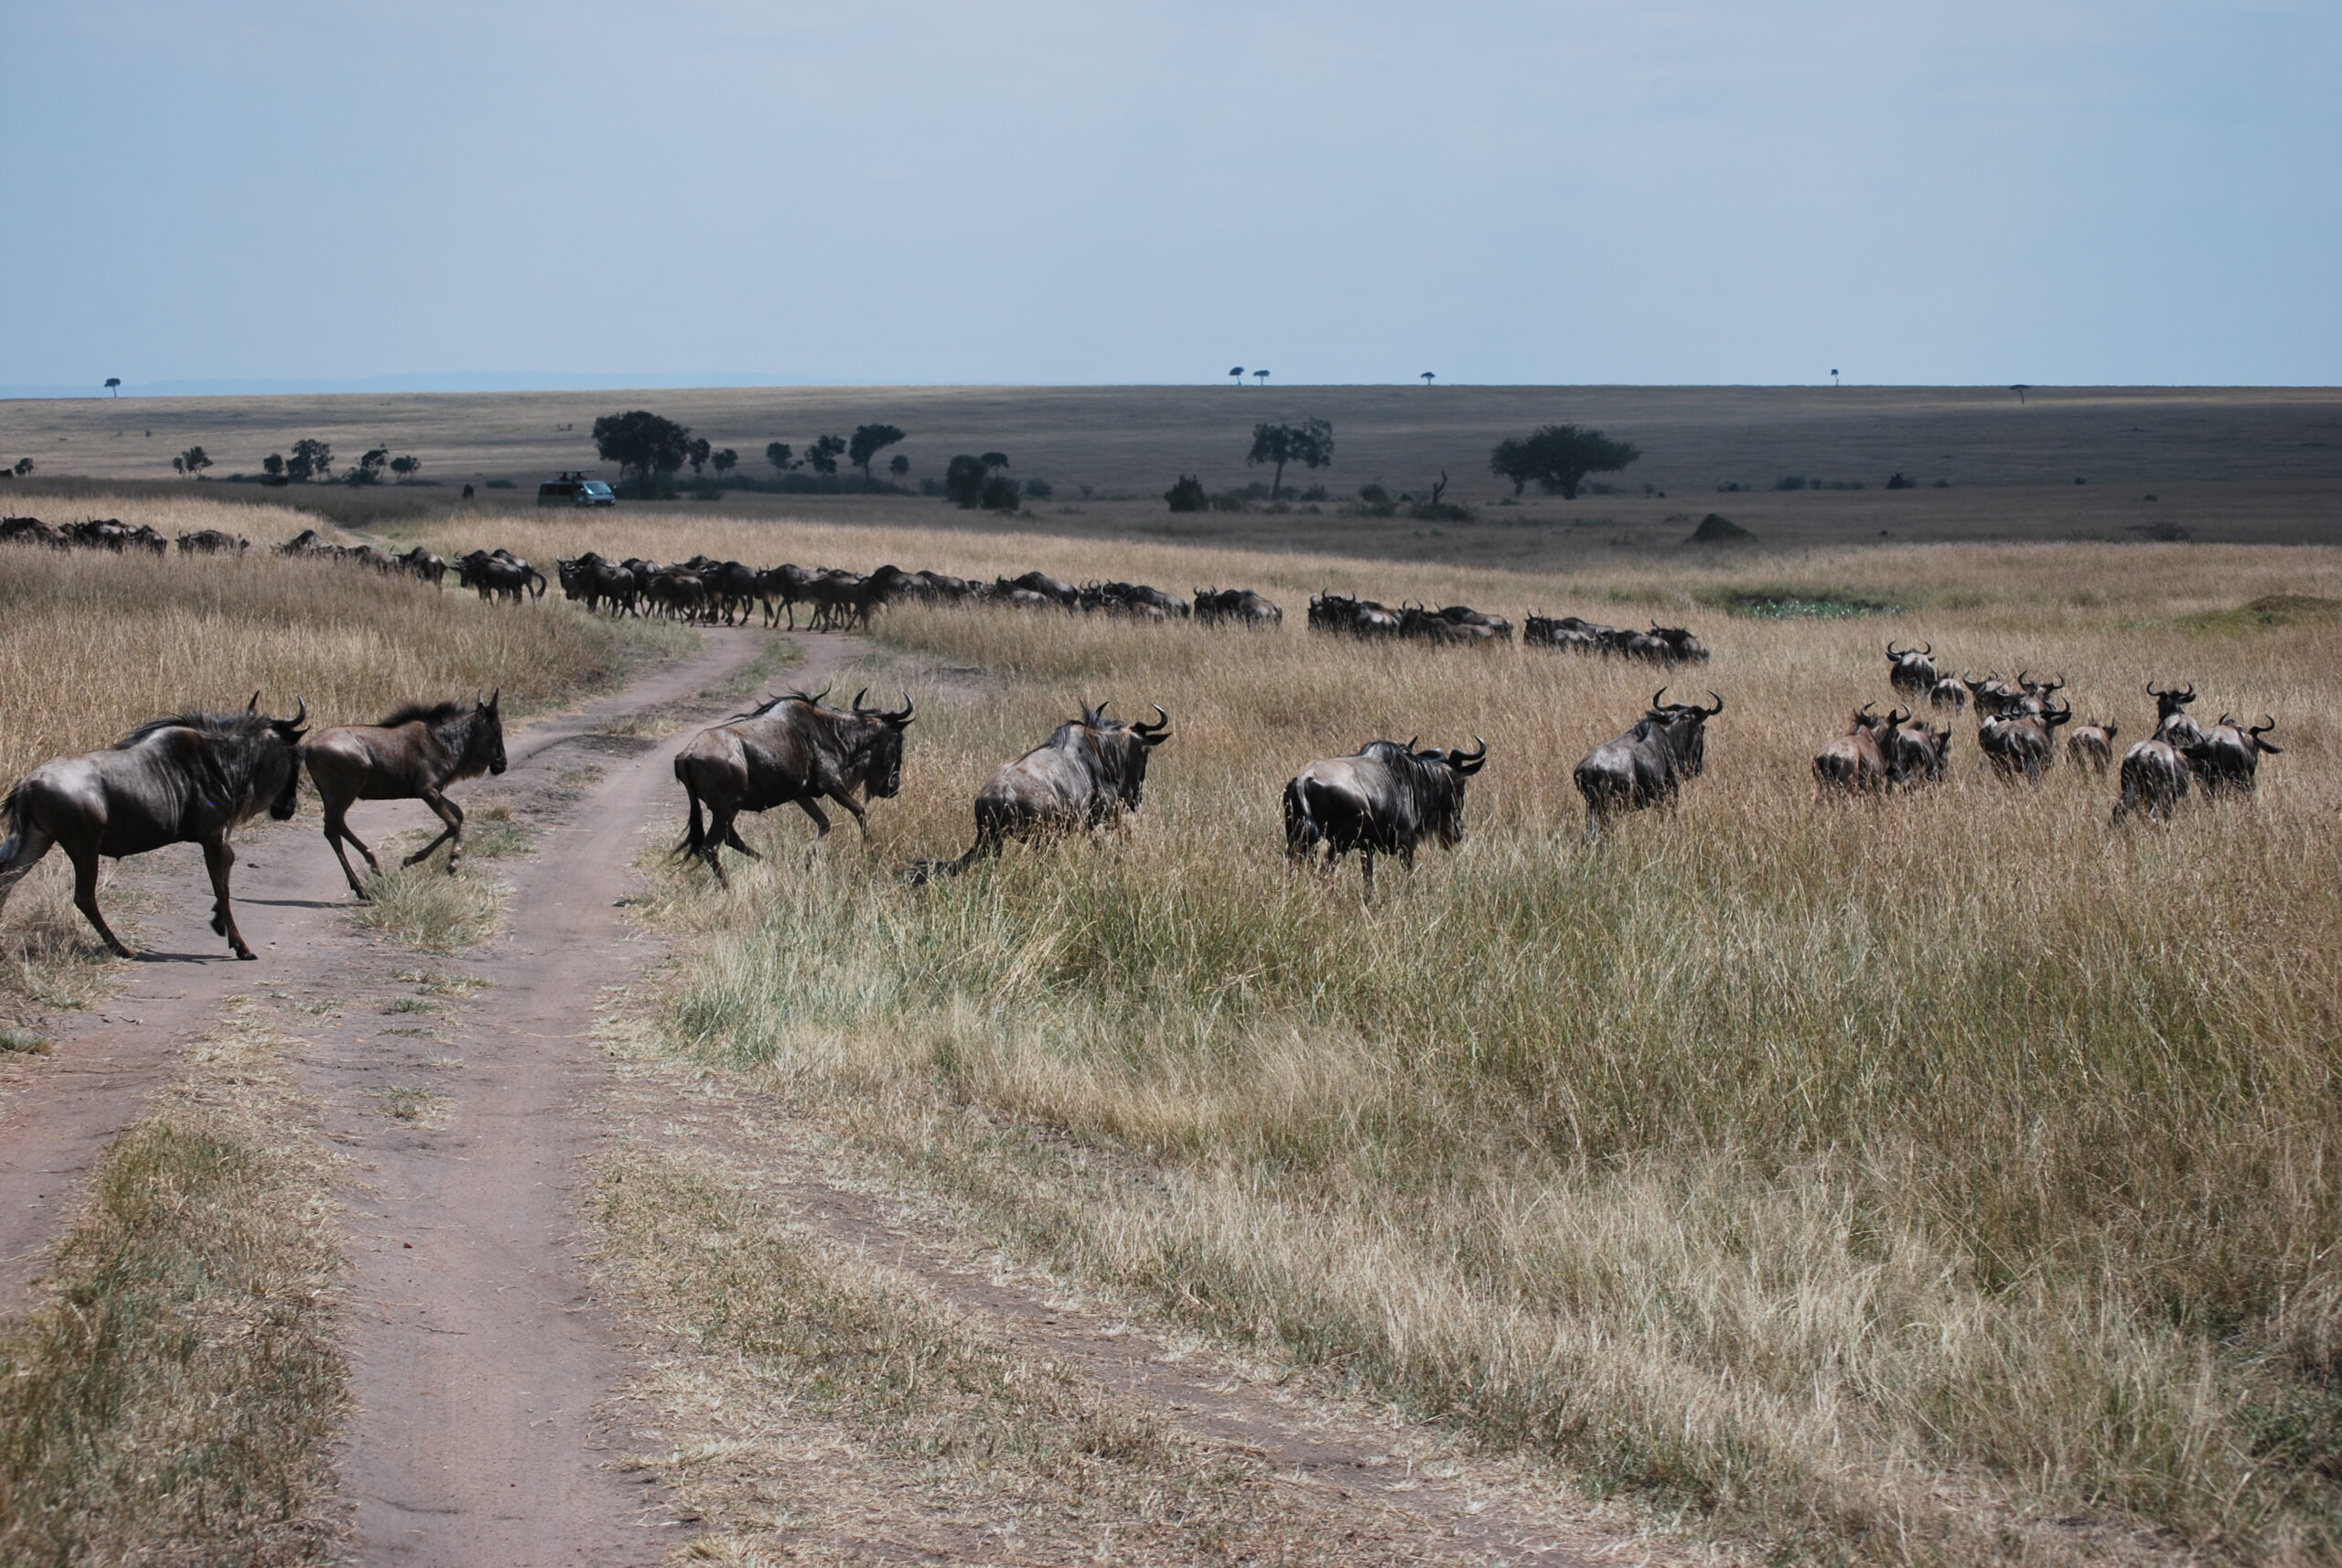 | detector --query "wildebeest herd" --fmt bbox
[0,519,2294,956]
